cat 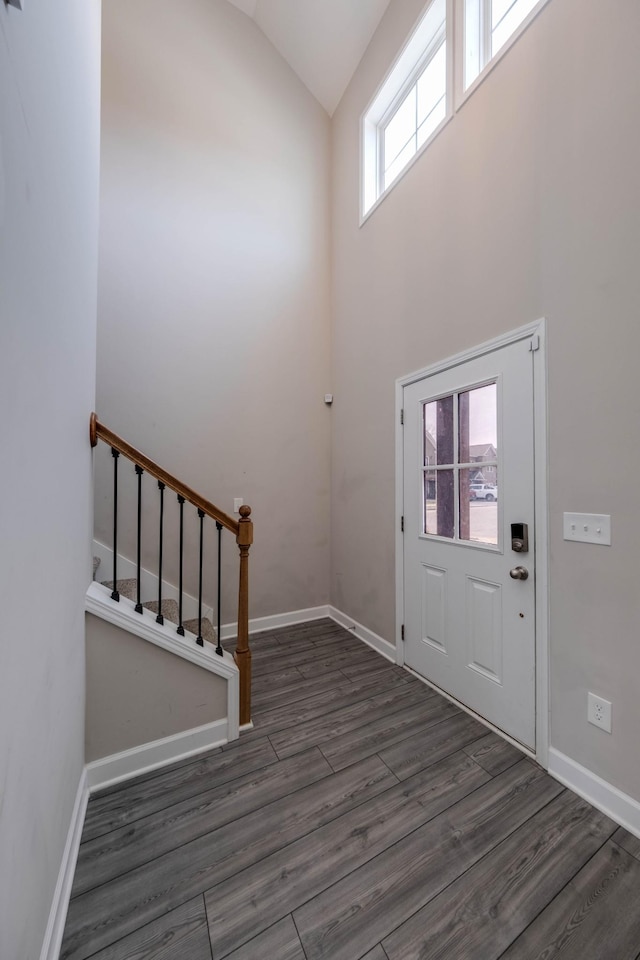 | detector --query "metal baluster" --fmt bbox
[197,509,204,646]
[215,521,223,656]
[177,495,185,636]
[135,465,144,613]
[156,481,165,624]
[111,448,120,601]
